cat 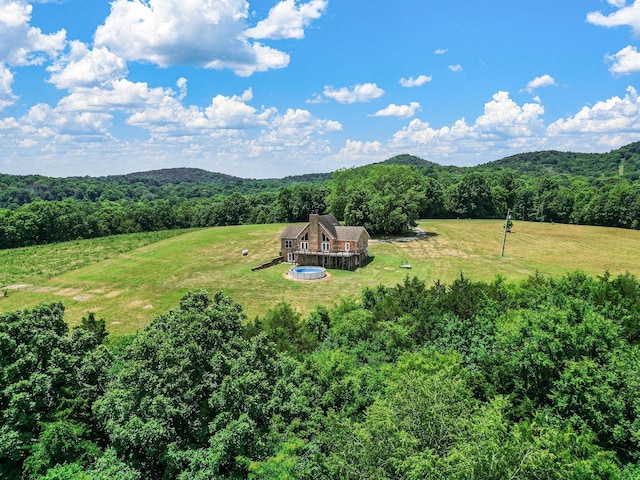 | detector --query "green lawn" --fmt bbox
[1,220,639,336]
